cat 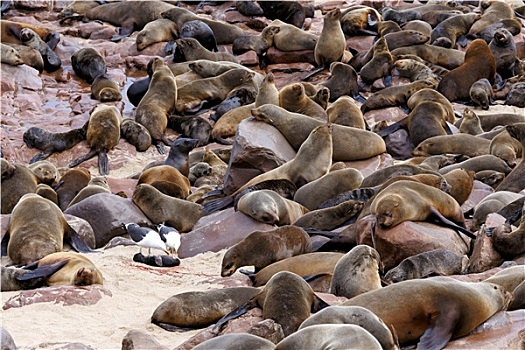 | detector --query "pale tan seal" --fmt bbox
[442,168,475,206]
[327,96,365,129]
[360,36,393,86]
[391,44,464,70]
[279,83,327,120]
[413,134,491,157]
[255,72,279,107]
[293,200,364,231]
[267,19,318,52]
[137,165,191,199]
[342,277,512,348]
[193,334,275,350]
[459,107,484,134]
[430,13,481,49]
[33,251,103,286]
[175,37,237,63]
[470,191,523,231]
[406,88,455,123]
[4,43,44,72]
[329,245,383,299]
[0,43,23,66]
[489,128,523,167]
[136,18,177,51]
[35,183,58,205]
[314,8,345,68]
[27,160,59,185]
[221,225,312,277]
[1,160,39,214]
